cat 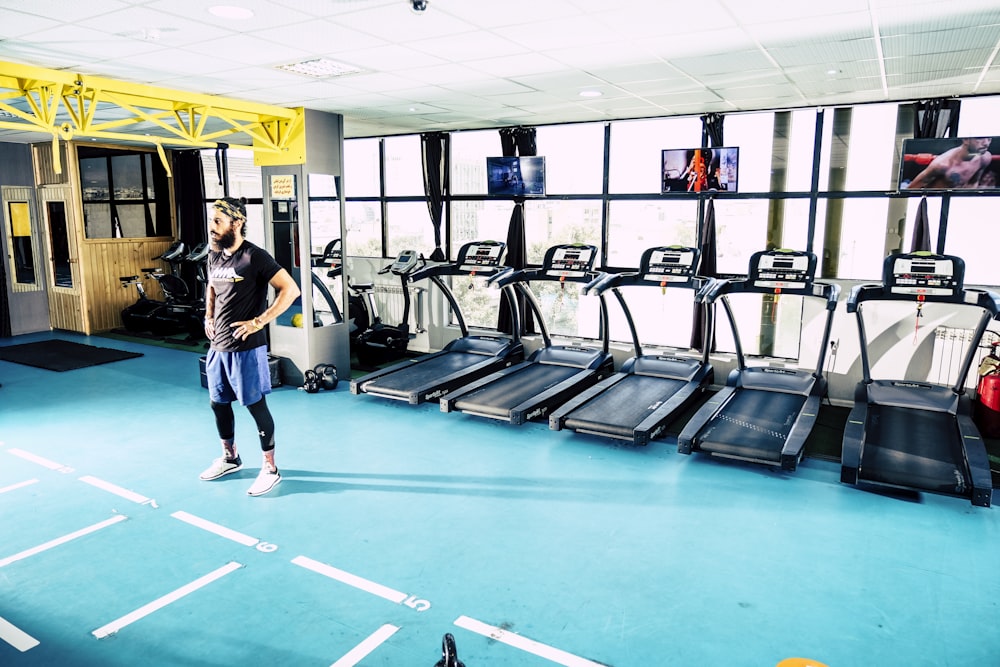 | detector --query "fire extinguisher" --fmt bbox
[975,340,1000,438]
